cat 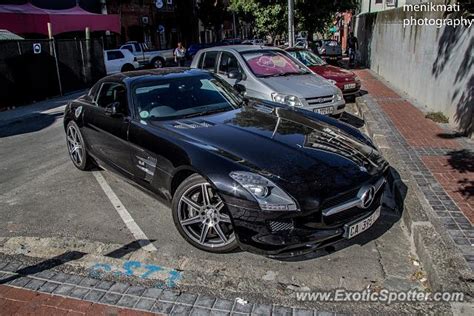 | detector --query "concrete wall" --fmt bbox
[354,4,473,136]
